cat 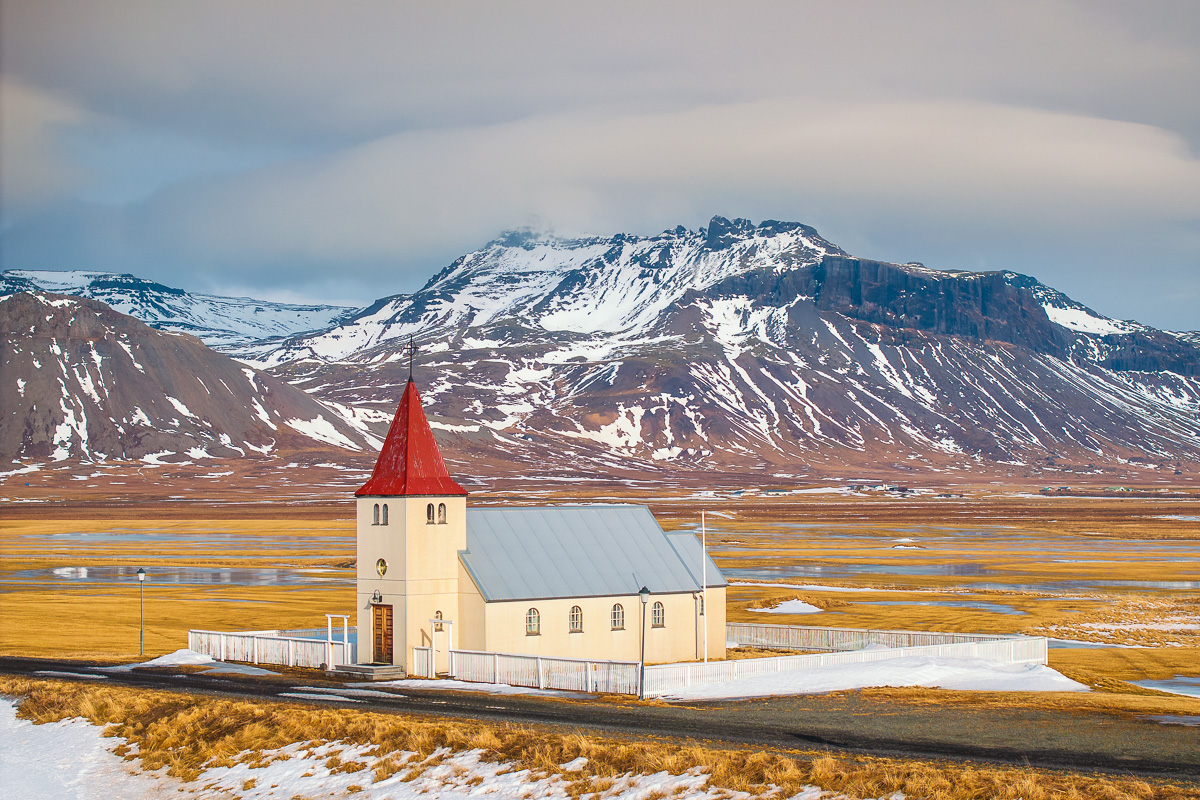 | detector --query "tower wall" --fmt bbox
[355,494,466,671]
